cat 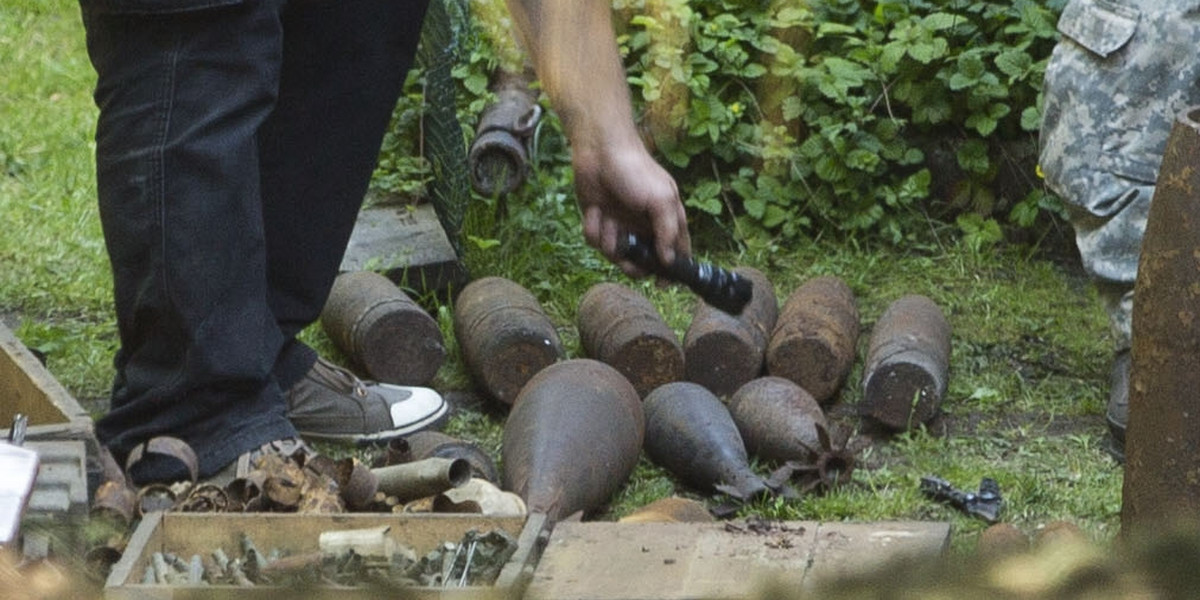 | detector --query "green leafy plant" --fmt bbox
[374,0,1069,250]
